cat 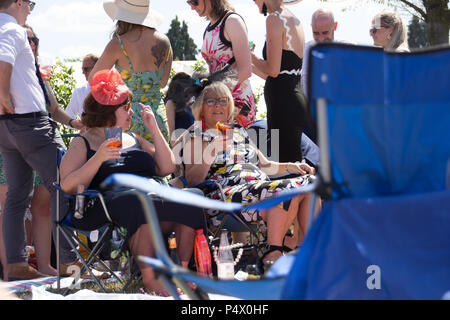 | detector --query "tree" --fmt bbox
[166,16,198,61]
[320,0,450,46]
[408,15,430,48]
[48,59,77,145]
